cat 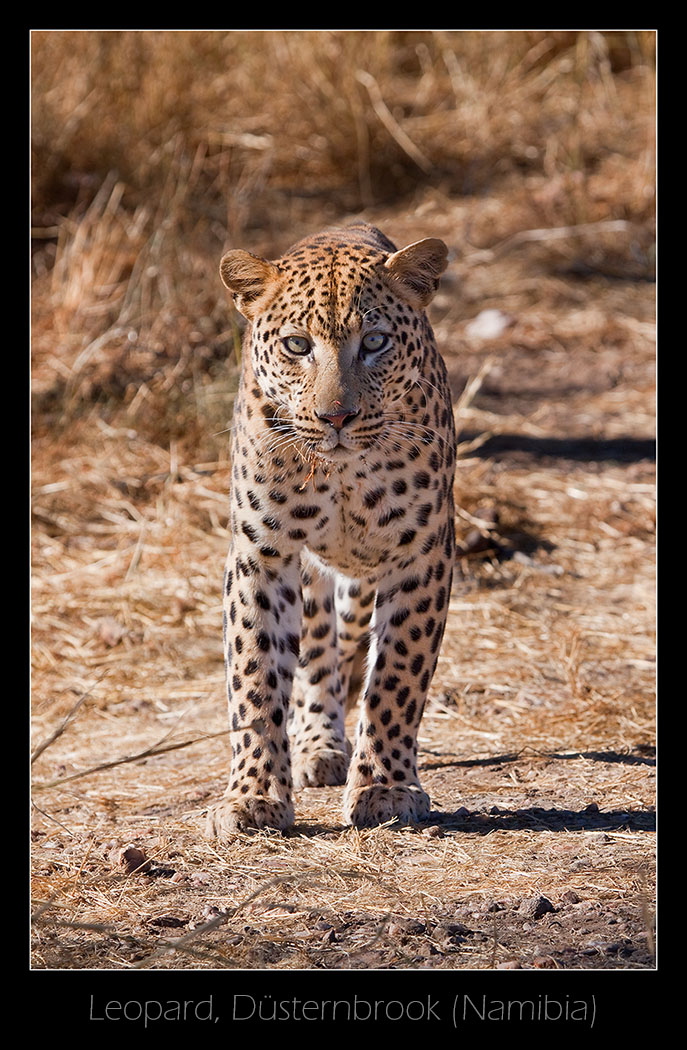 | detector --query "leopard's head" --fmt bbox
[220,226,447,462]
